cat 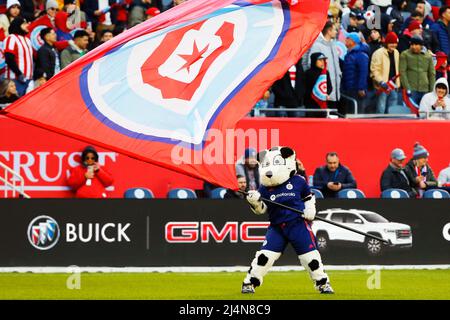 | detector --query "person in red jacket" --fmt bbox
[67,146,114,198]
